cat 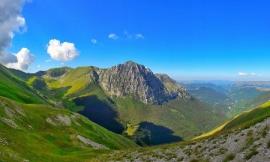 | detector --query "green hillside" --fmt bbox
[194,100,270,140]
[0,97,136,162]
[0,65,45,104]
[114,97,224,141]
